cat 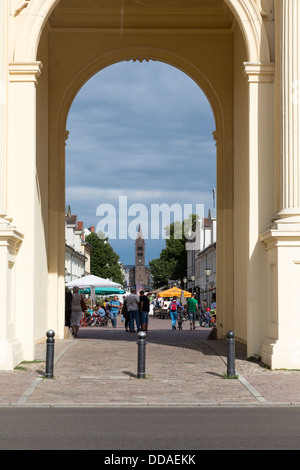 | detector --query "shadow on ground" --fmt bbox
[76,319,253,366]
